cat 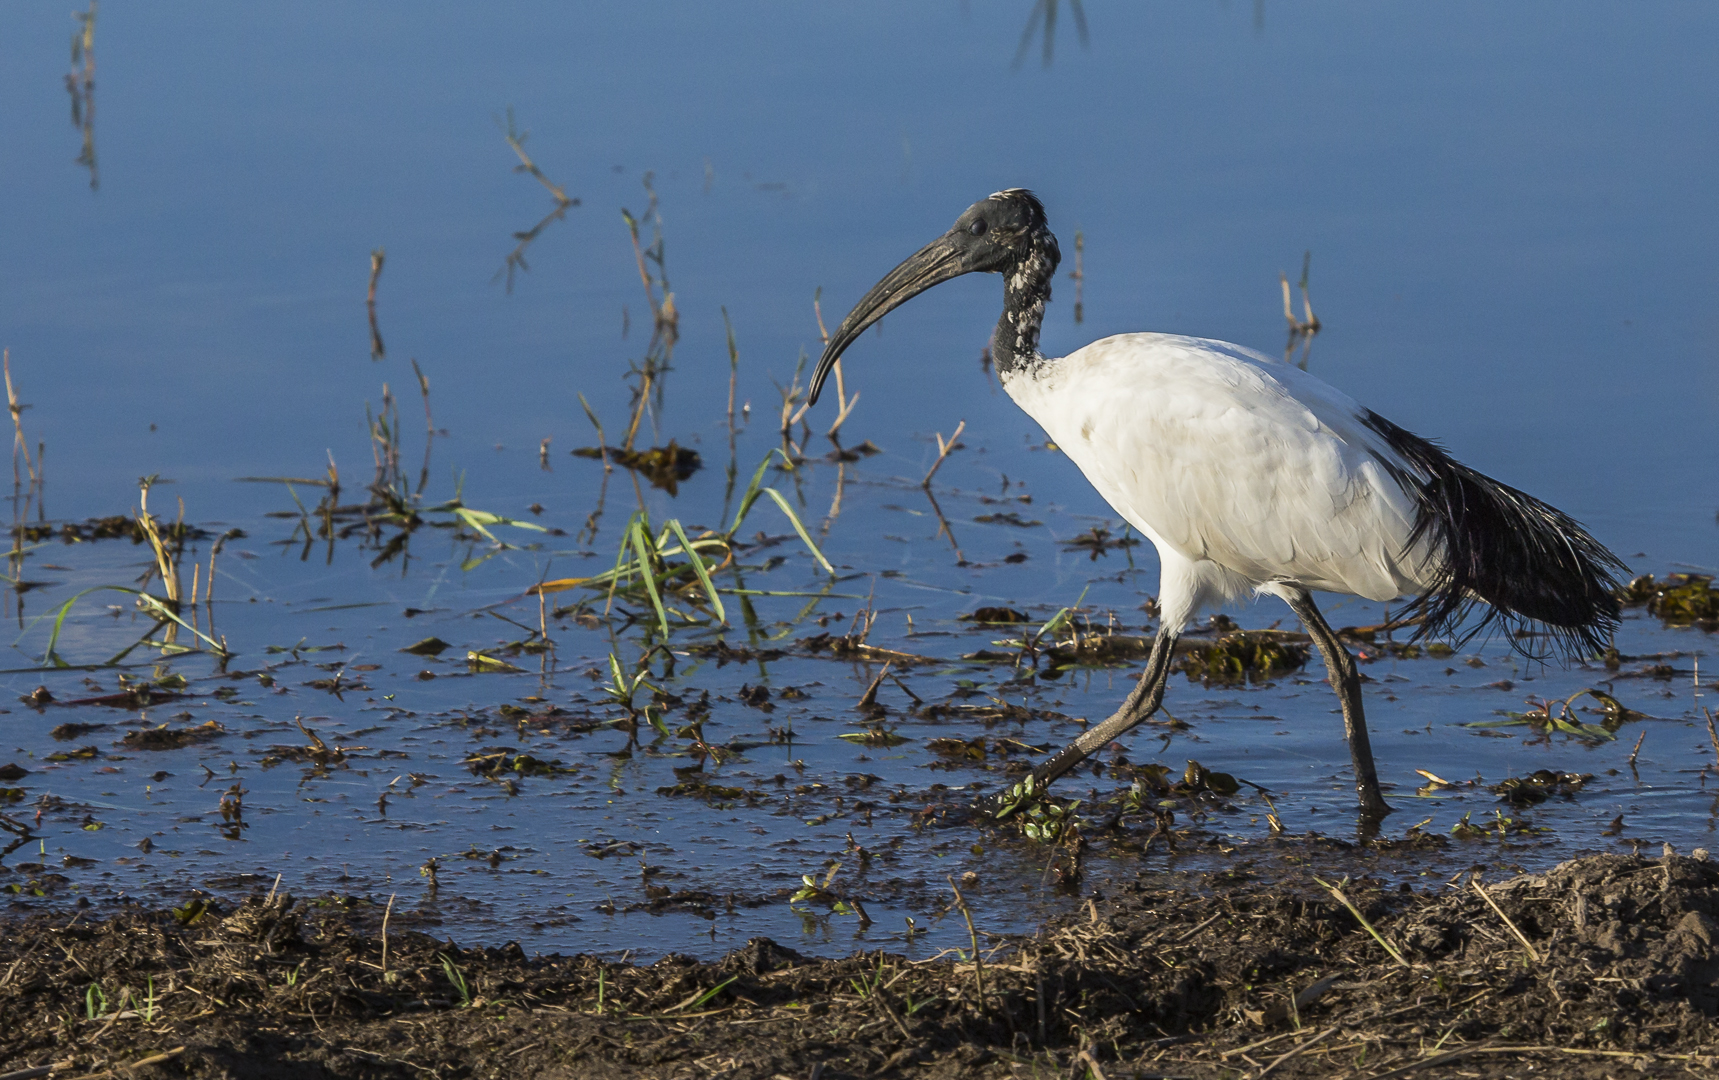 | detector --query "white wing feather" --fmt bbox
[1003,334,1439,623]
